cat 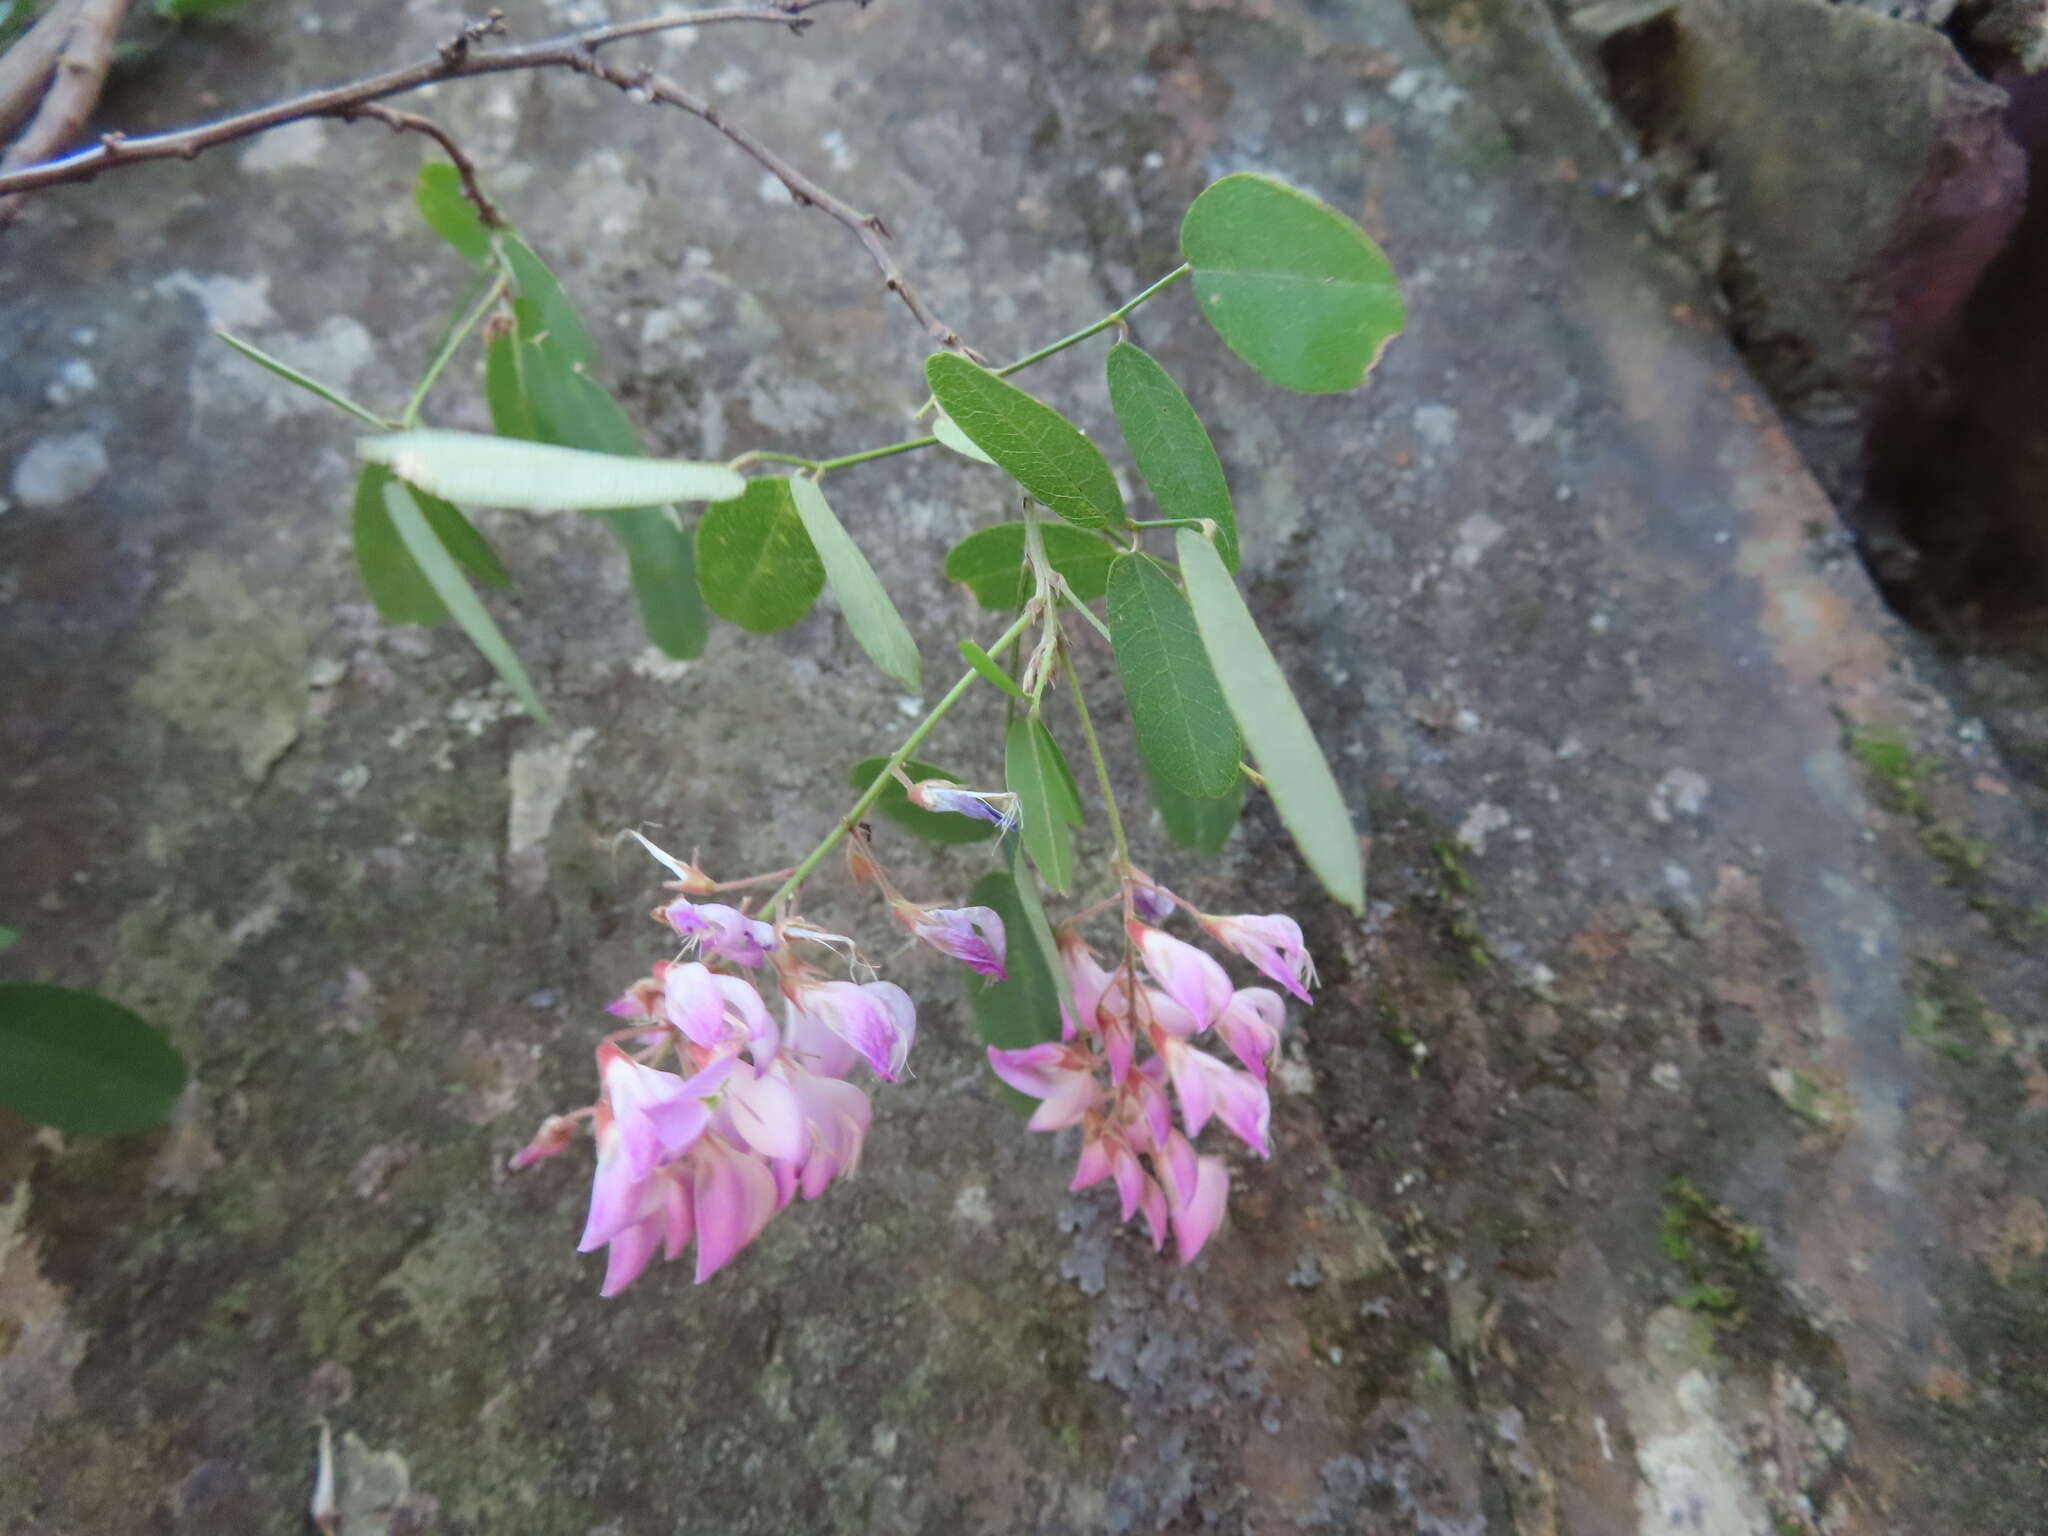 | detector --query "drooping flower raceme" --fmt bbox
[988,905,1314,1264]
